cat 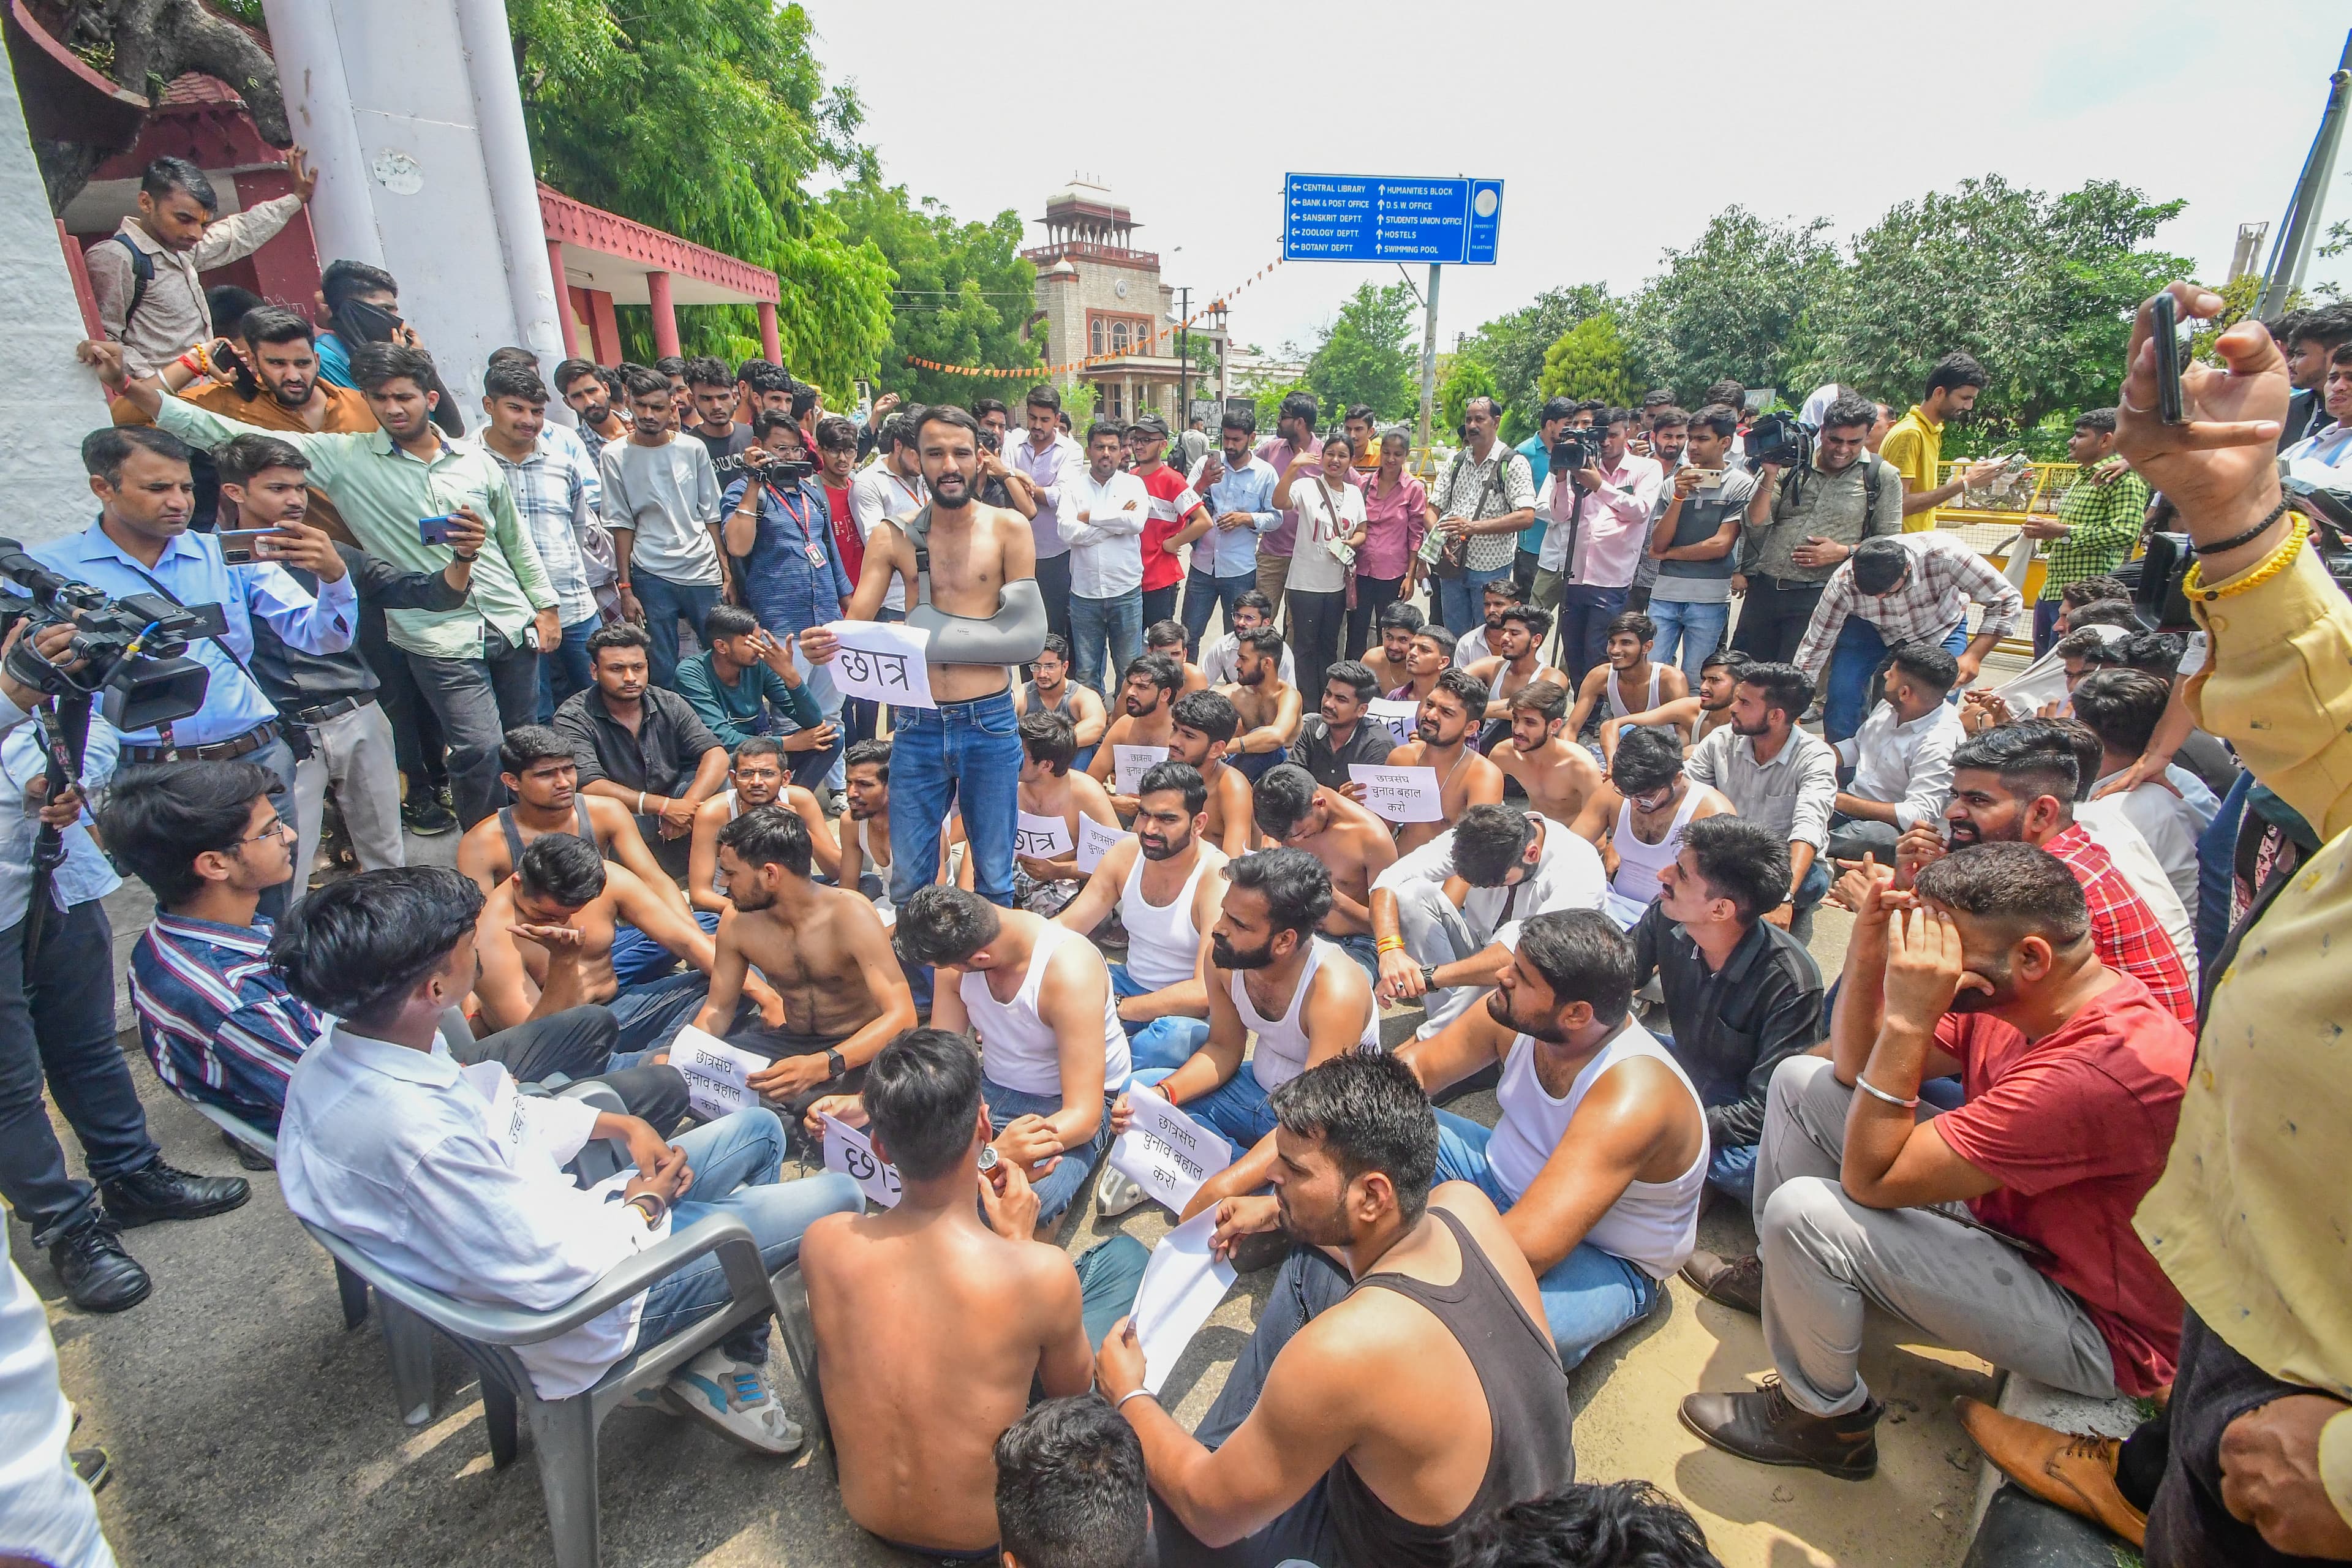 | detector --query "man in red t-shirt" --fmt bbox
[813,413,864,585]
[1127,413,1211,629]
[1678,841,2192,1480]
